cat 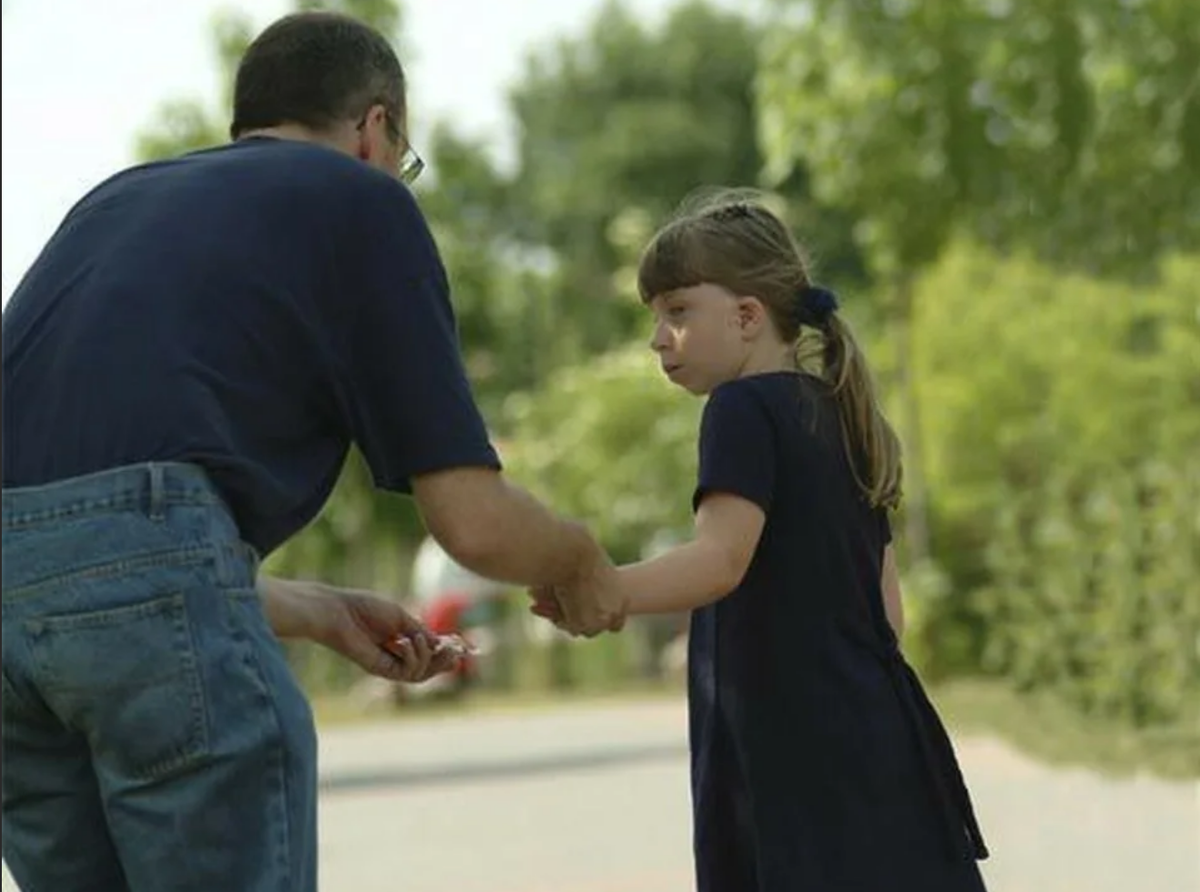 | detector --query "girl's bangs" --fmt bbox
[637,222,706,302]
